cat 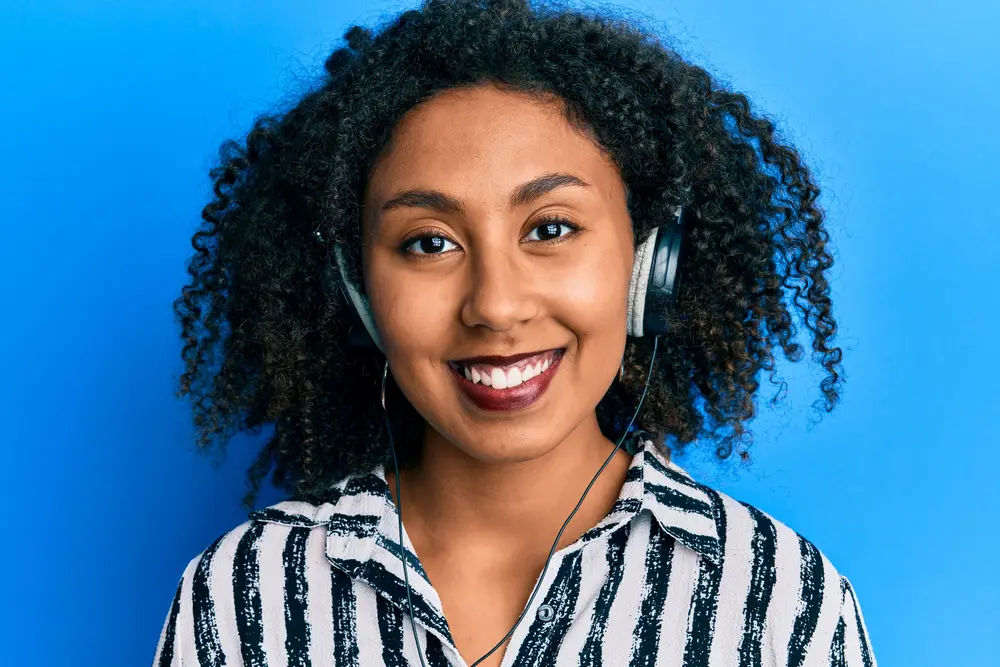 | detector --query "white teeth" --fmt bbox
[456,352,559,389]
